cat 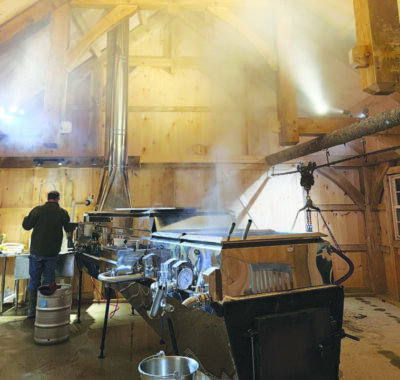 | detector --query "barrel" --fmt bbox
[138,351,198,380]
[34,284,72,345]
